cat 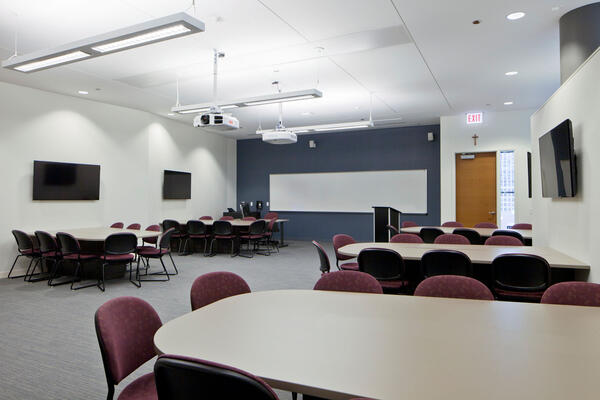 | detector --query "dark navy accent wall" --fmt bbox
[237,125,441,242]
